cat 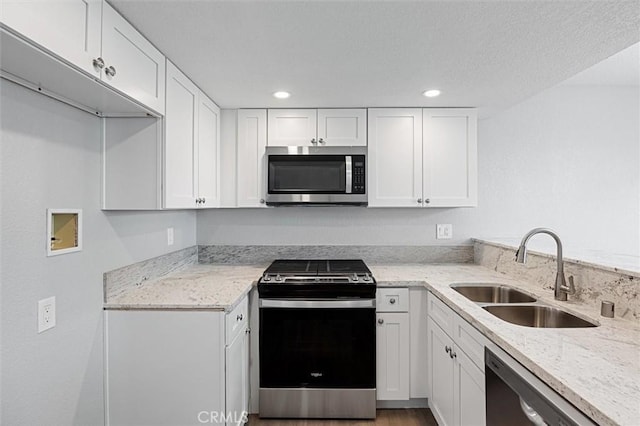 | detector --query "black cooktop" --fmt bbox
[258,259,376,299]
[263,259,372,276]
